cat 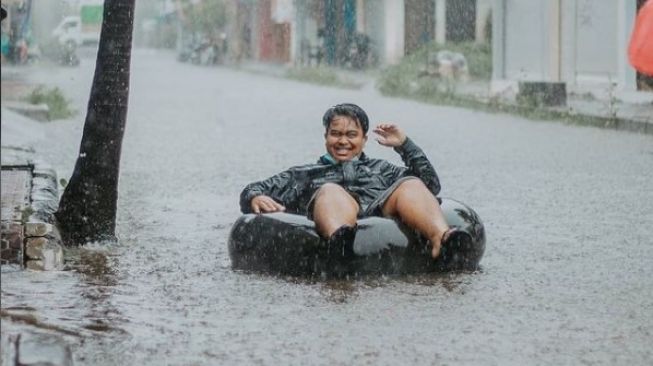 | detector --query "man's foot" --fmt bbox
[326,224,357,258]
[433,227,473,259]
